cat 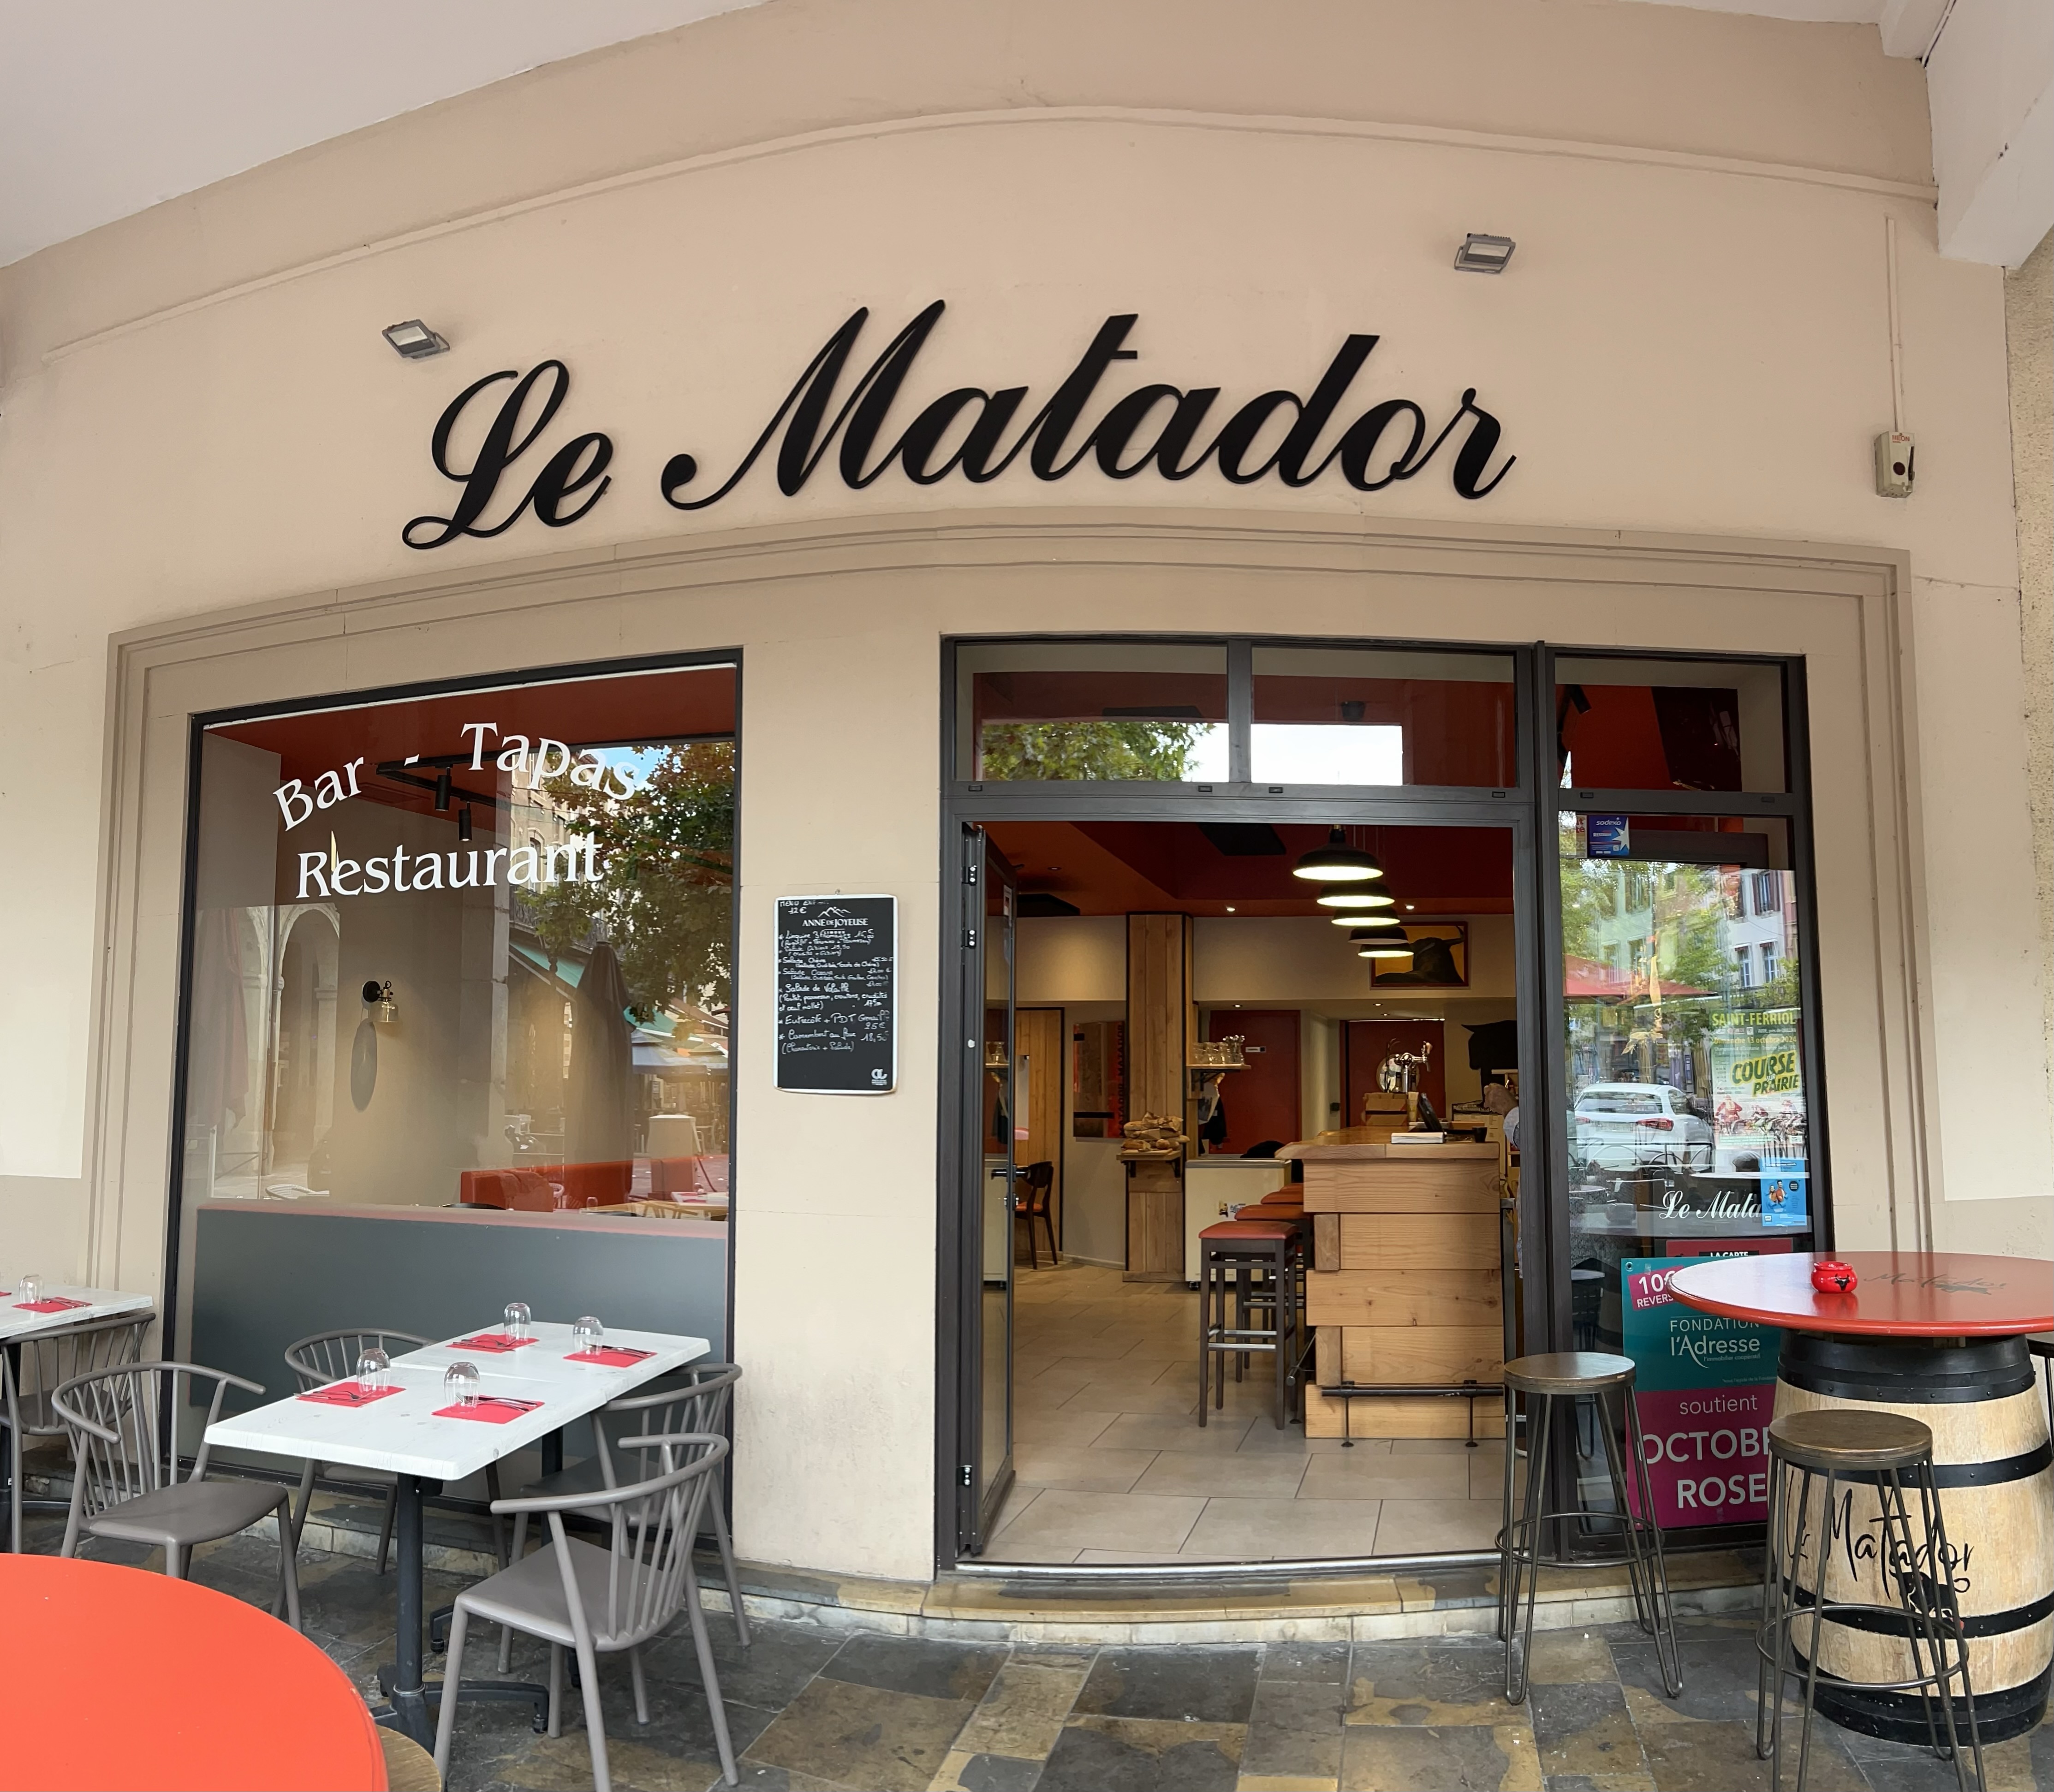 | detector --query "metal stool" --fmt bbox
[1197,1219,1301,1429]
[1500,1351,1681,1703]
[2027,1334,2053,1441]
[1756,1407,1985,1792]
